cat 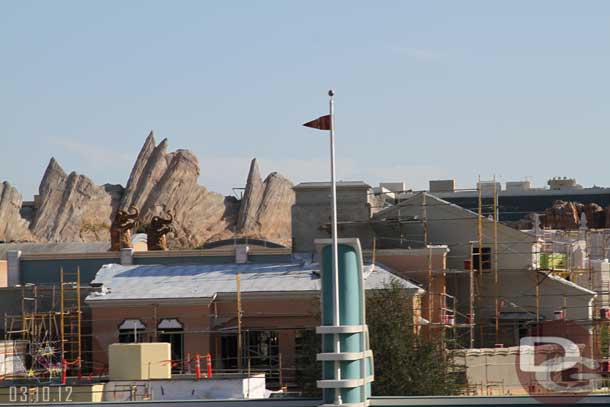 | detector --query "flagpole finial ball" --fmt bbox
[328,90,334,97]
